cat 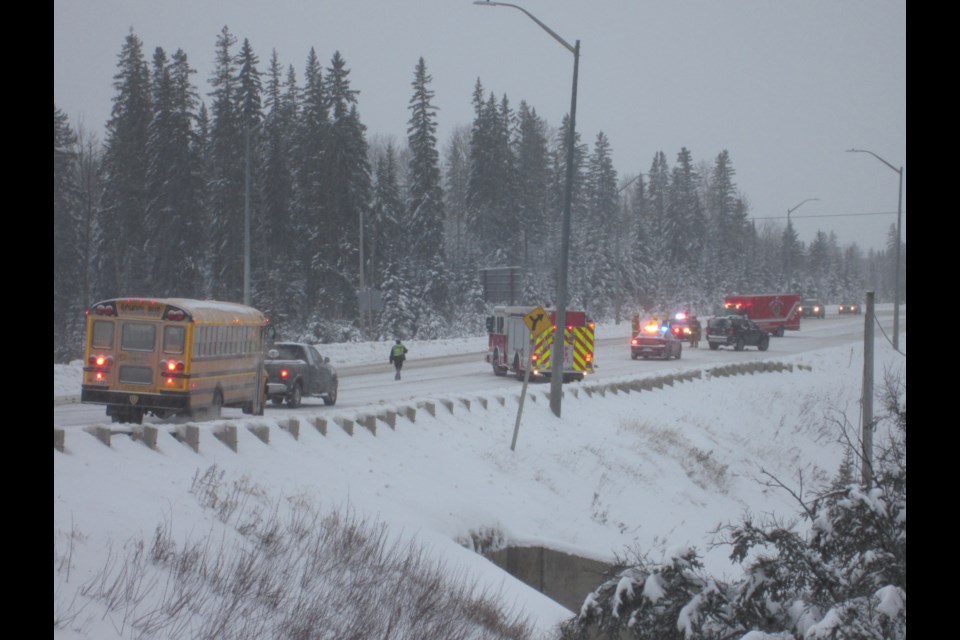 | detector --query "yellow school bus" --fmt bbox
[81,298,269,424]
